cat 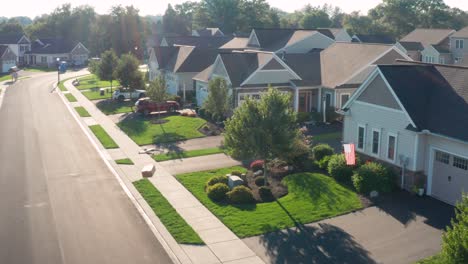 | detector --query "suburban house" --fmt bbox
[397,28,455,64]
[340,62,468,205]
[352,34,395,44]
[148,45,219,95]
[449,26,468,65]
[192,28,224,37]
[0,45,17,73]
[25,38,90,67]
[159,35,233,49]
[245,28,336,54]
[321,28,352,42]
[0,33,31,65]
